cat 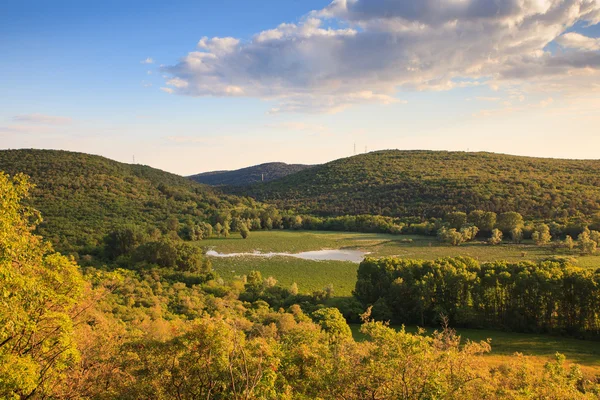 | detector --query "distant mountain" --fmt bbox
[228,150,600,219]
[189,162,314,186]
[0,149,253,252]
